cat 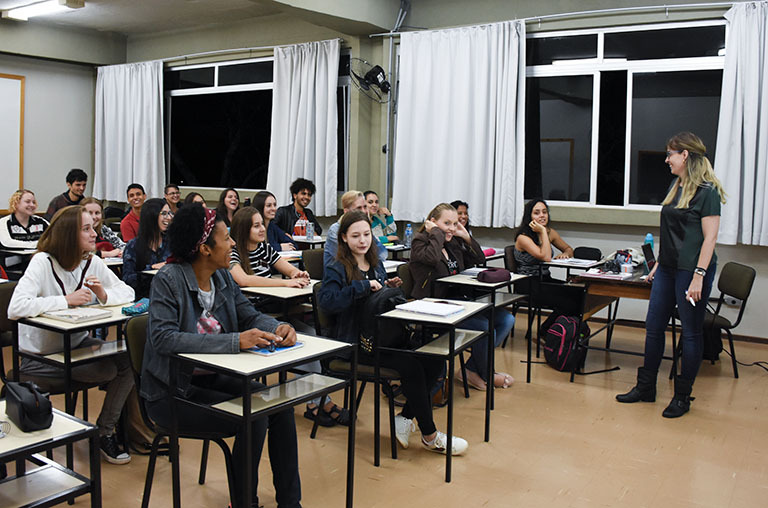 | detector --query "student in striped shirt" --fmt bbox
[228,207,309,288]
